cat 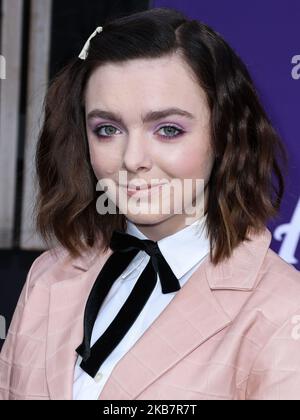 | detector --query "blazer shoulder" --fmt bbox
[24,246,68,290]
[252,247,300,325]
[26,246,79,289]
[264,247,300,285]
[27,240,108,291]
